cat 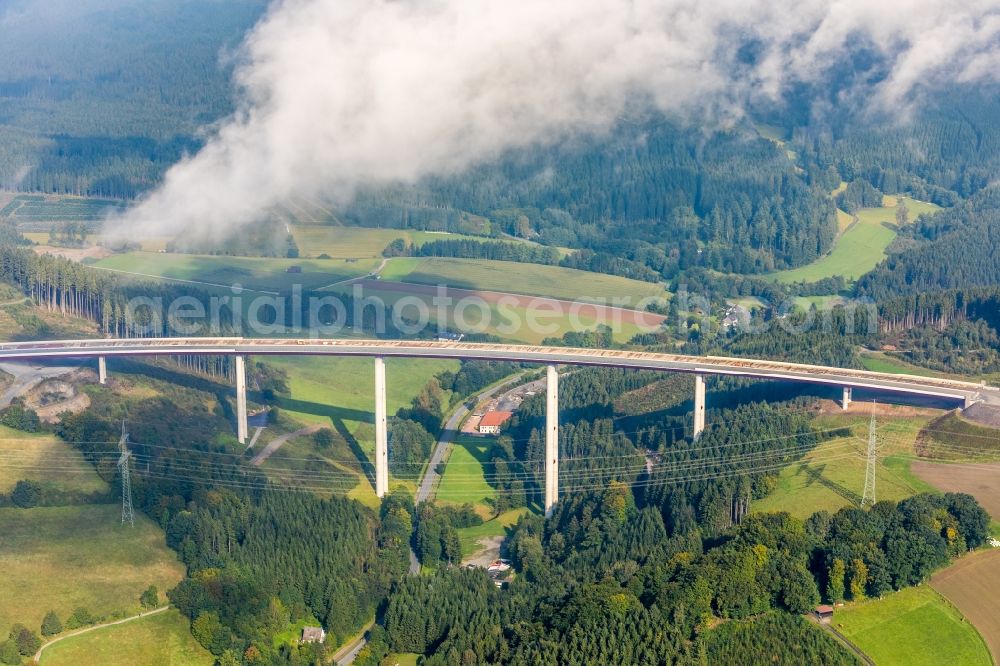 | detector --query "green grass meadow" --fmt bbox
[834,586,991,666]
[380,256,664,303]
[93,252,378,292]
[770,197,940,284]
[40,607,212,666]
[290,225,488,259]
[456,508,531,556]
[436,433,496,508]
[261,355,458,504]
[752,415,935,519]
[0,504,186,633]
[859,352,942,377]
